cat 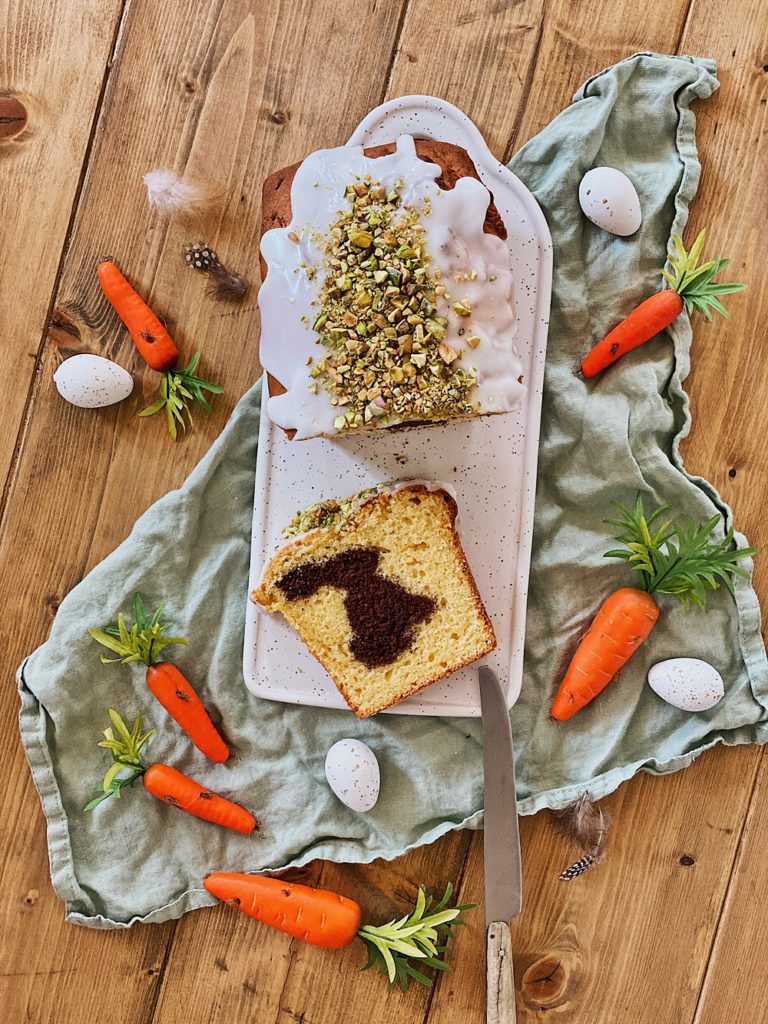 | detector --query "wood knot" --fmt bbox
[0,94,29,142]
[521,957,568,1009]
[268,110,288,125]
[679,854,695,867]
[50,305,83,348]
[179,74,198,95]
